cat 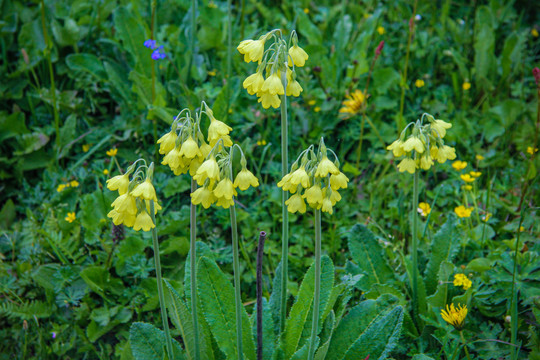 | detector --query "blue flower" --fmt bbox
[151,45,166,60]
[144,39,157,49]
